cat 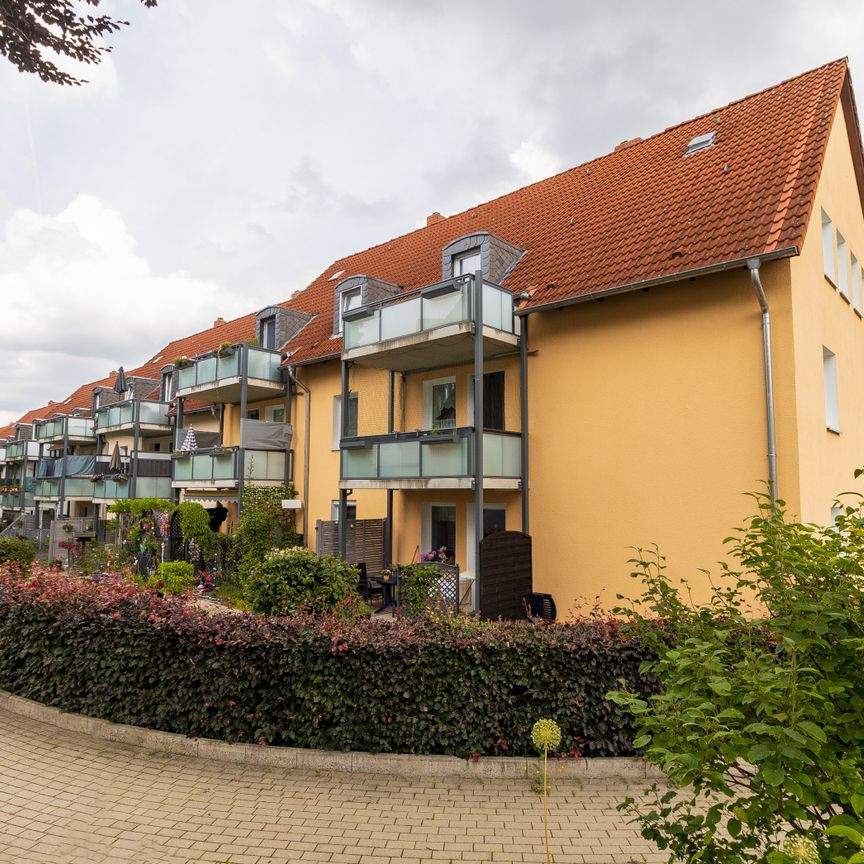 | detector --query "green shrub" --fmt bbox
[0,537,34,569]
[397,564,445,617]
[148,560,196,595]
[0,563,655,756]
[243,547,358,615]
[175,501,217,562]
[236,484,298,577]
[608,491,864,864]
